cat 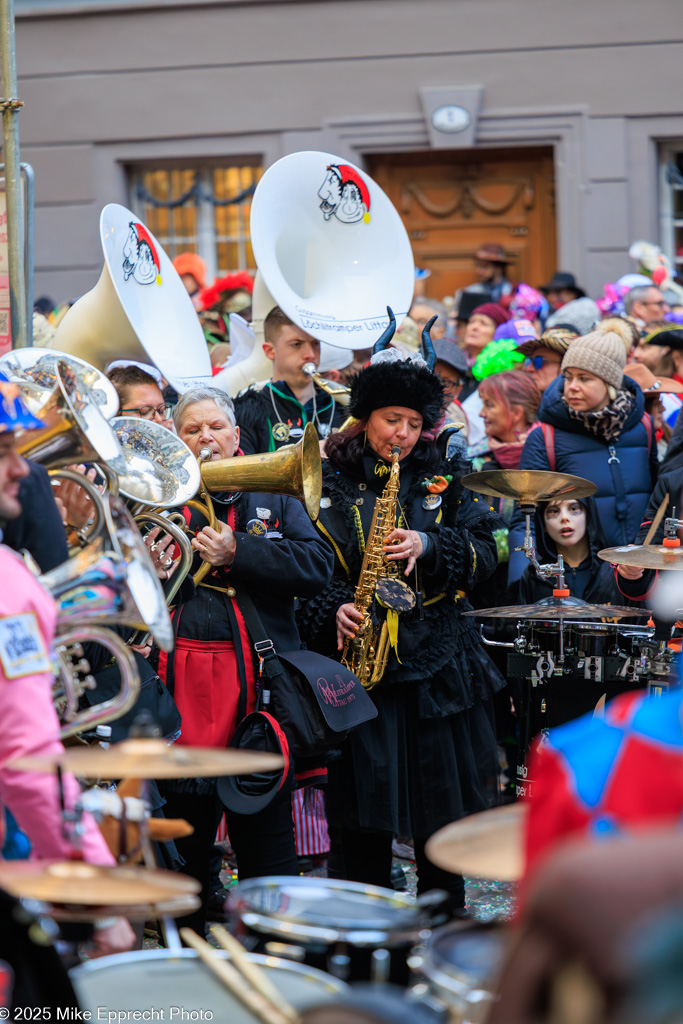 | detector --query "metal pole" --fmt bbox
[0,0,28,348]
